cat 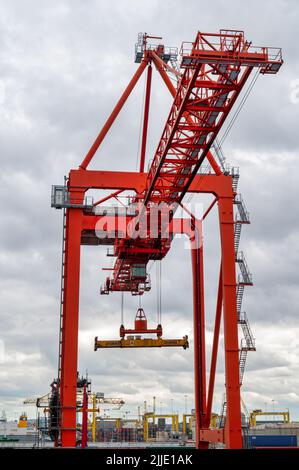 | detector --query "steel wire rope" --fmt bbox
[186,68,260,204]
[121,291,124,325]
[218,68,260,147]
[156,261,162,325]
